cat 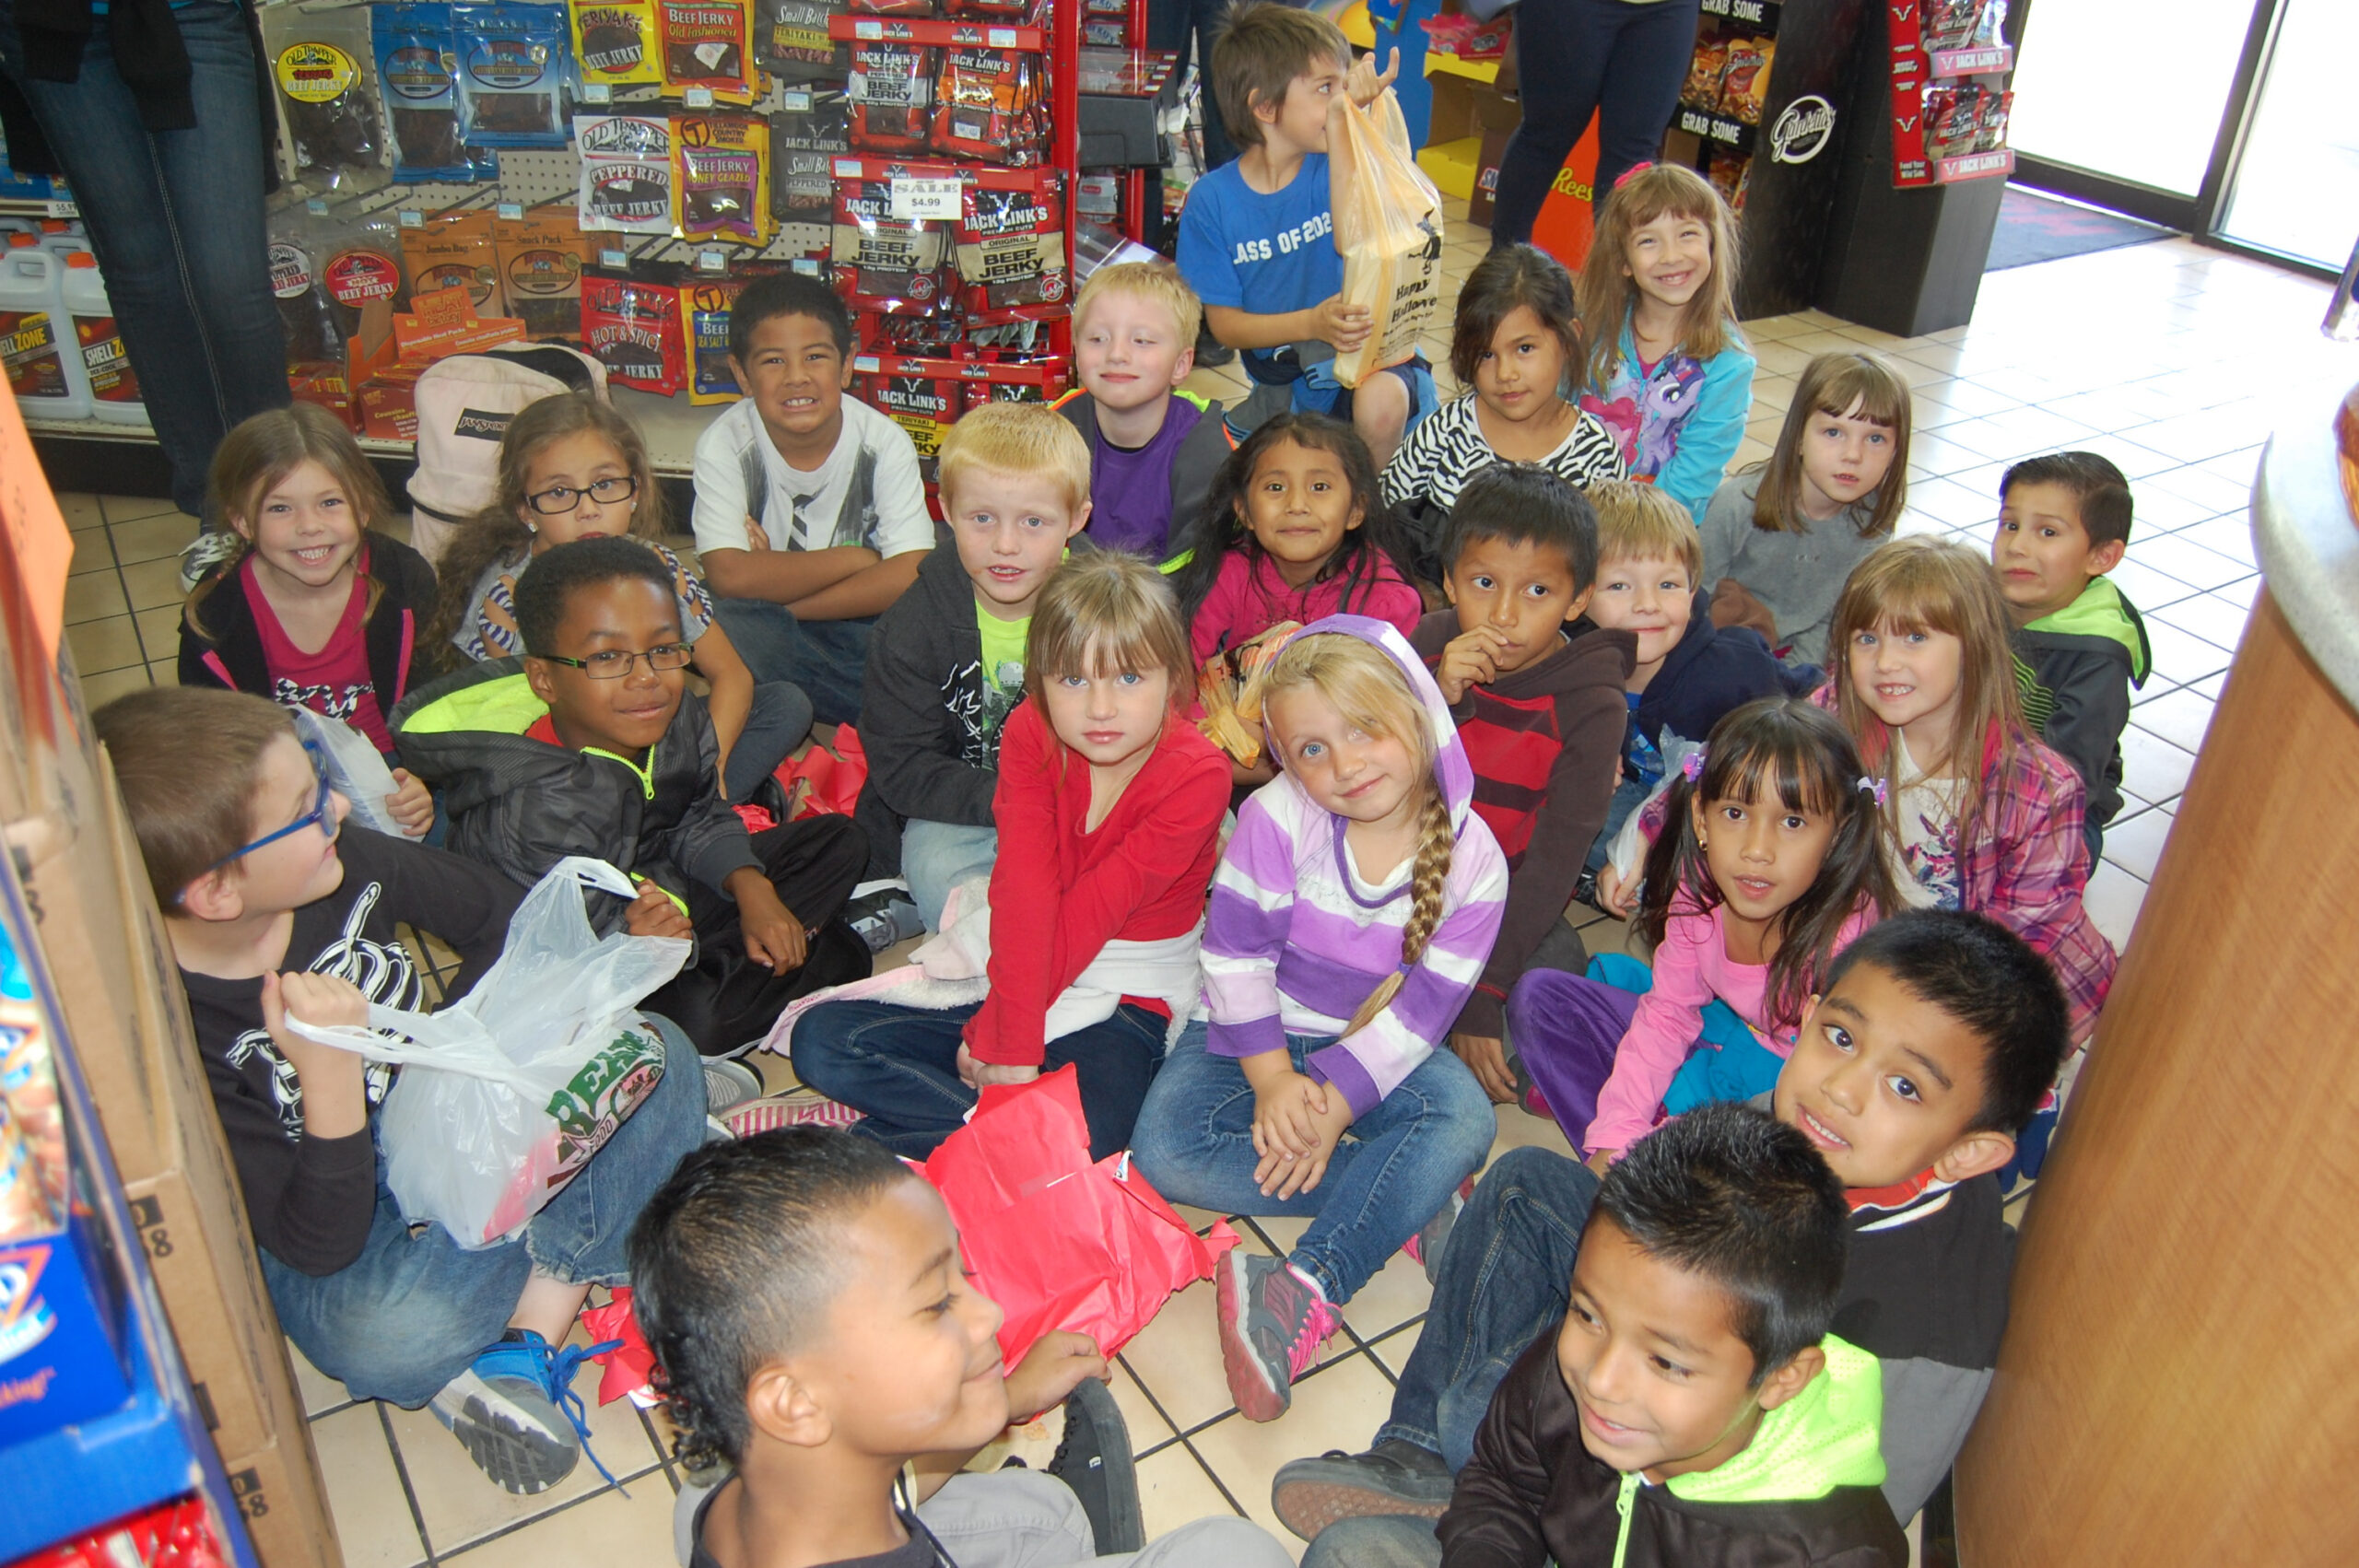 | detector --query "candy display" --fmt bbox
[453,3,573,147]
